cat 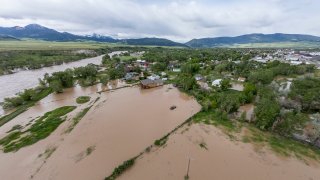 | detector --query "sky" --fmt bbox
[0,0,319,42]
